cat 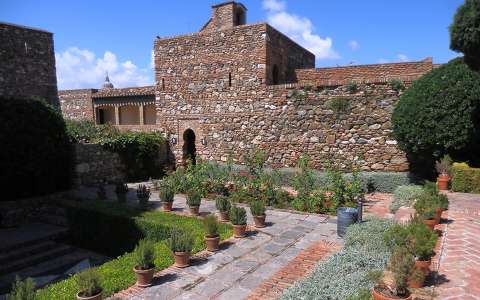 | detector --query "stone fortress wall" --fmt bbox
[0,22,59,107]
[58,1,435,172]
